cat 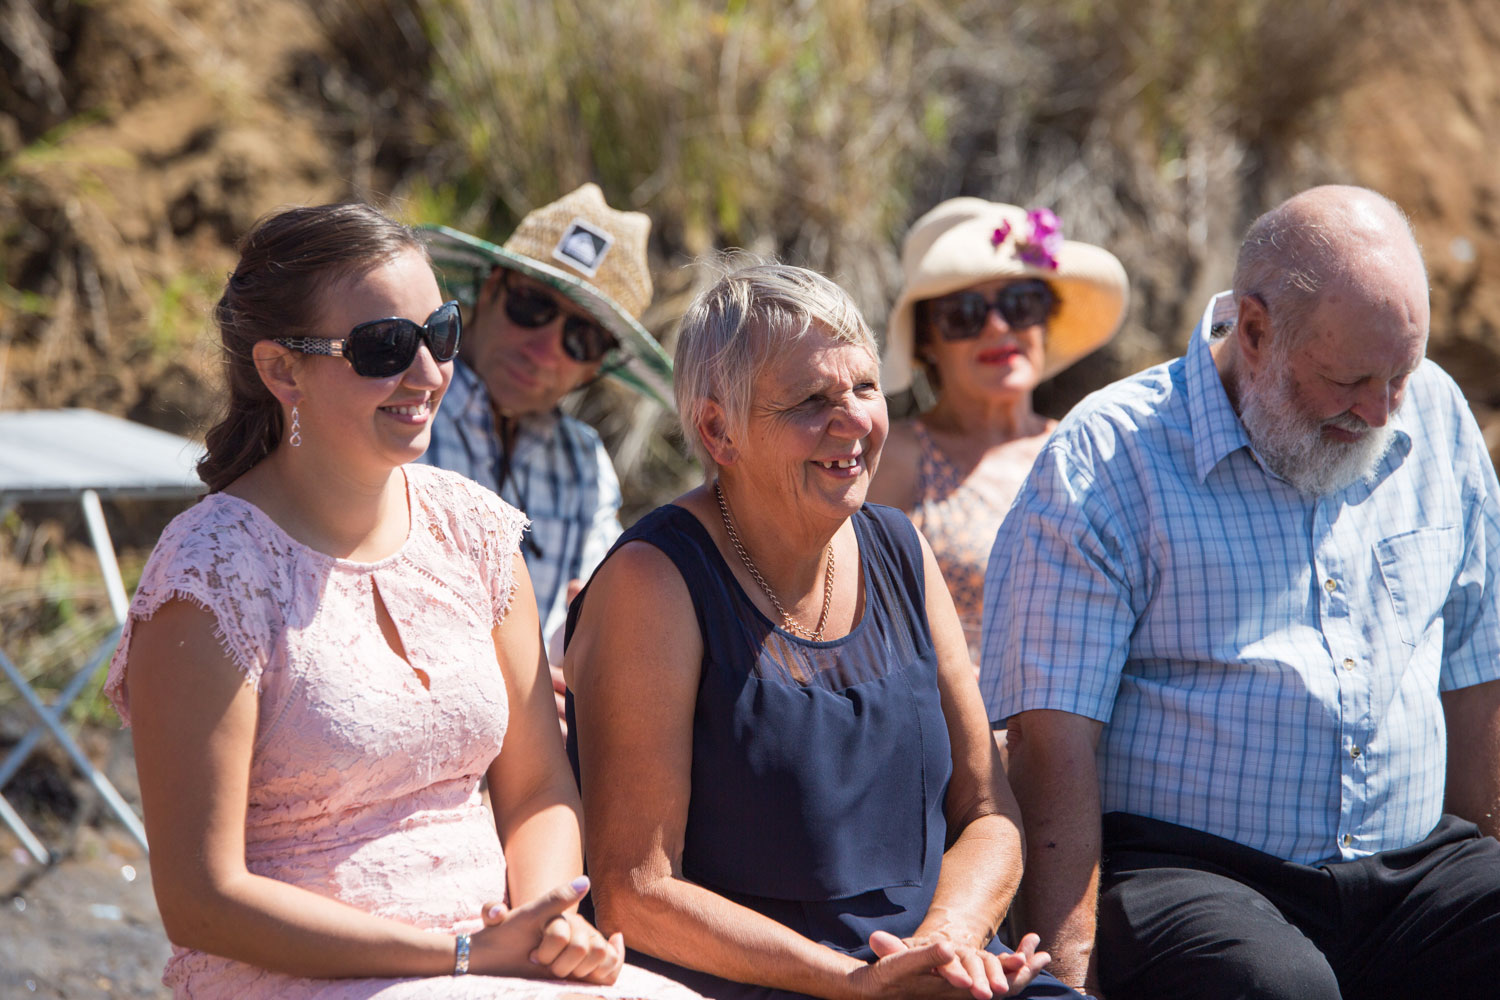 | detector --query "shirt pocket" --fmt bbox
[1375,525,1460,648]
